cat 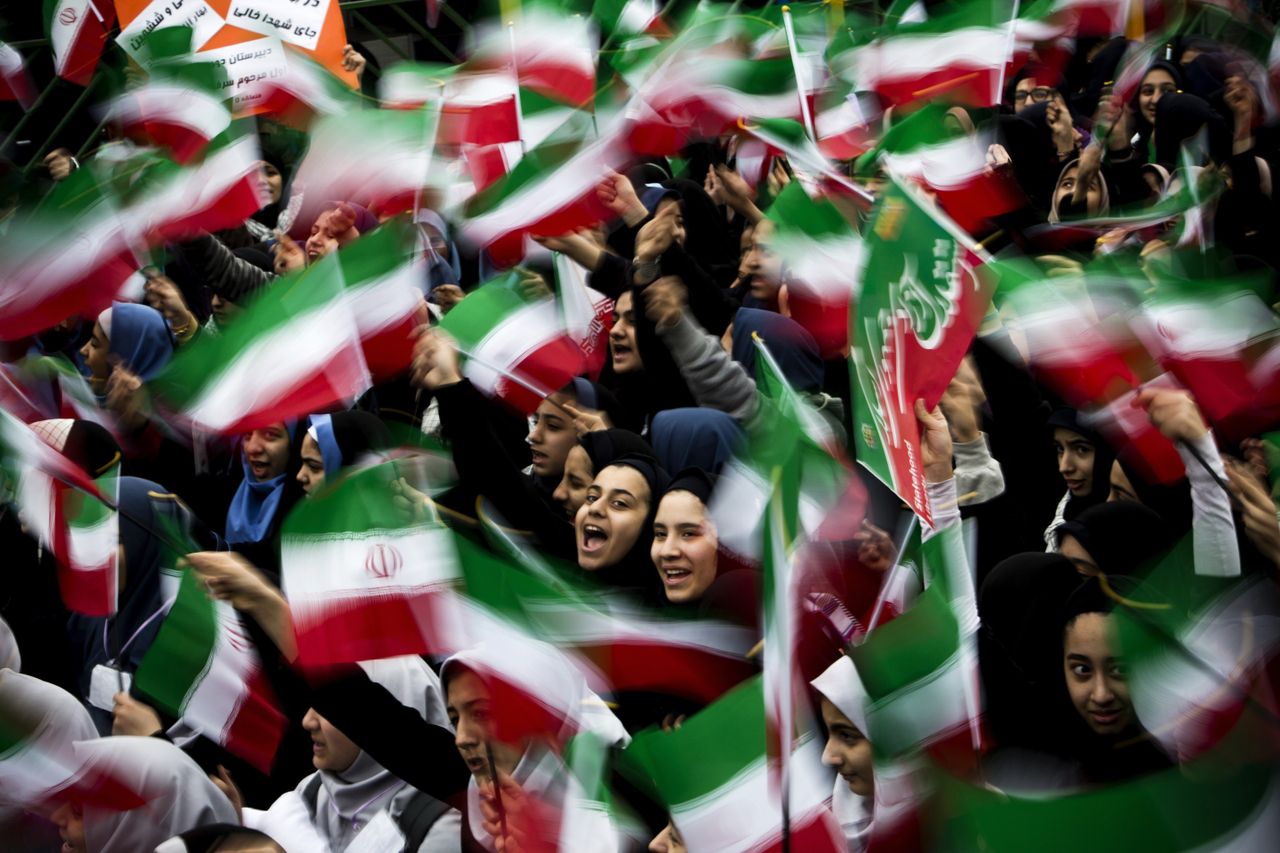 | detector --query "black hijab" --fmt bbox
[586,454,669,600]
[1055,501,1176,578]
[1047,408,1116,523]
[1116,459,1193,532]
[1153,92,1231,168]
[580,429,656,476]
